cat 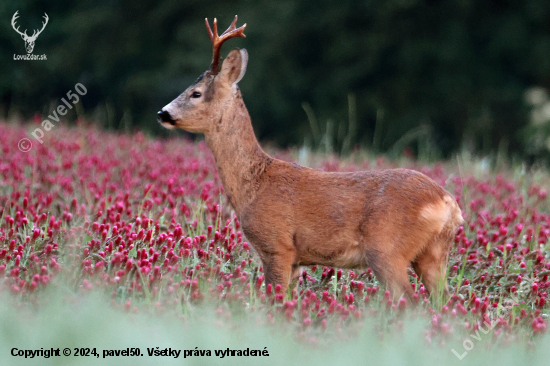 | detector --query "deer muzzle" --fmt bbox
[157,110,176,127]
